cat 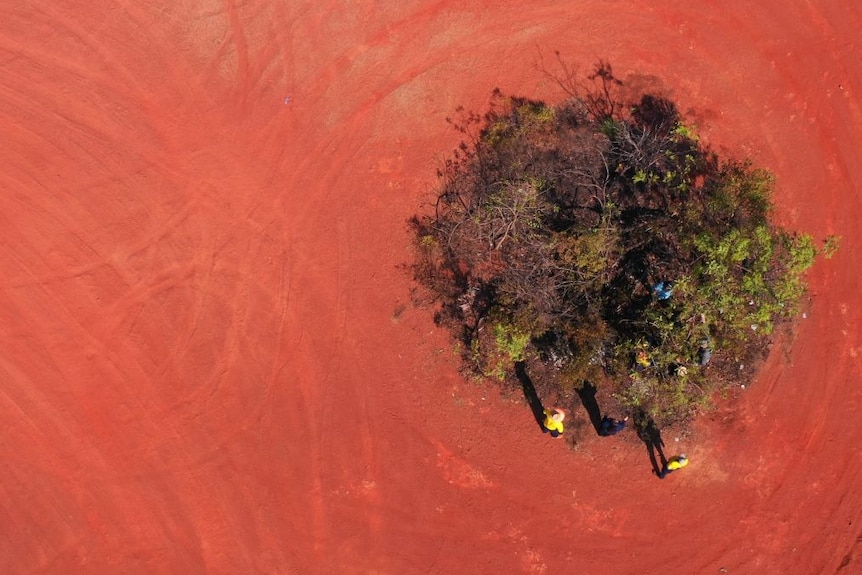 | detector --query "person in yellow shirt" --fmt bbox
[543,407,565,438]
[658,454,689,478]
